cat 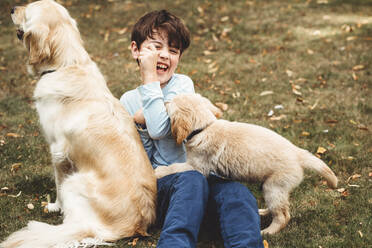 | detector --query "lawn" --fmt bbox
[0,0,371,247]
